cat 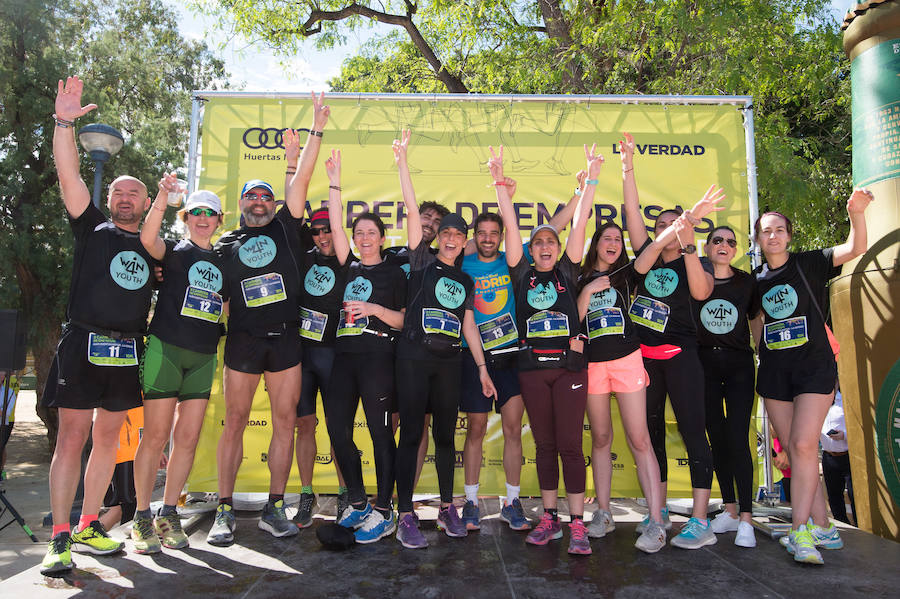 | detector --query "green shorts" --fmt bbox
[140,335,217,401]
